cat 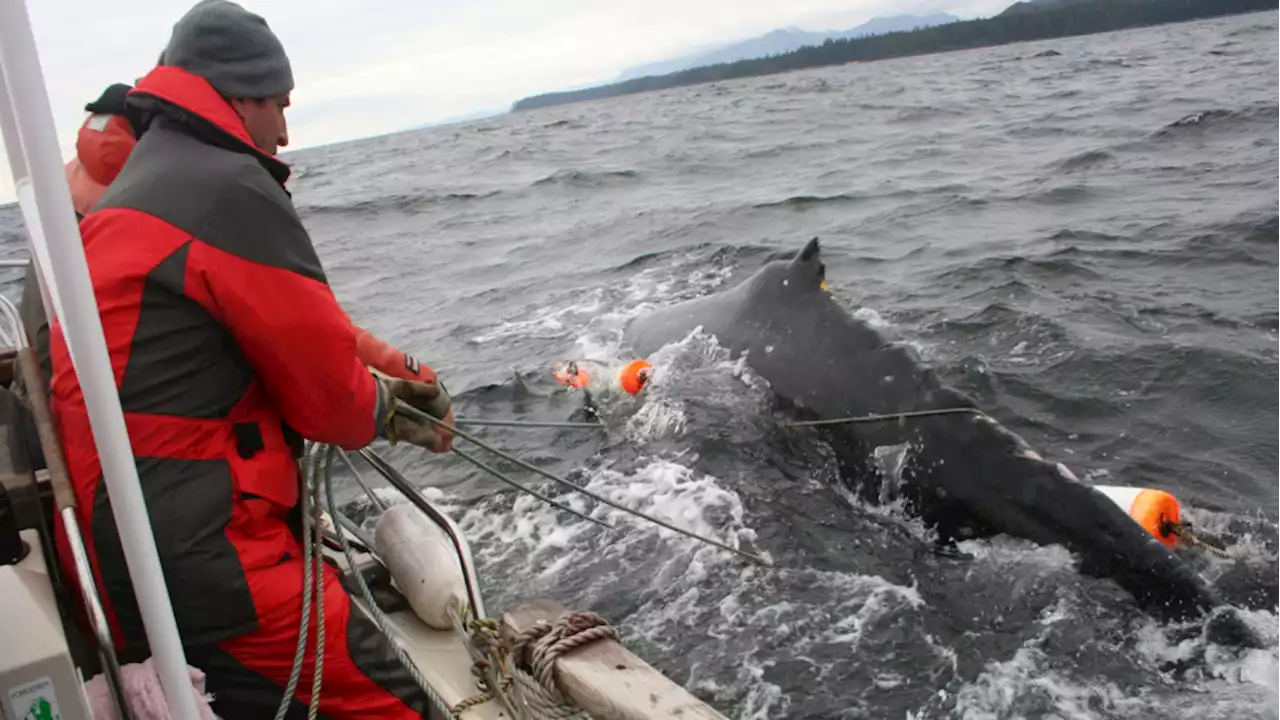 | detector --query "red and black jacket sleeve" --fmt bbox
[183,164,386,449]
[350,322,438,384]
